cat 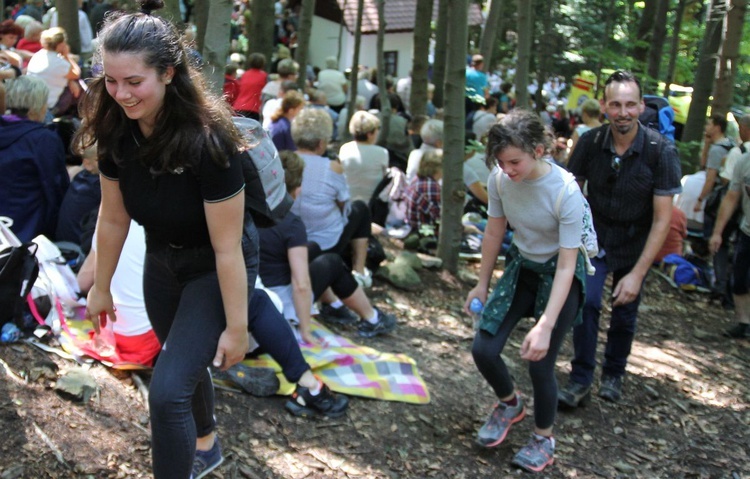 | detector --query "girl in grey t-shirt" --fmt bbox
[464,109,586,473]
